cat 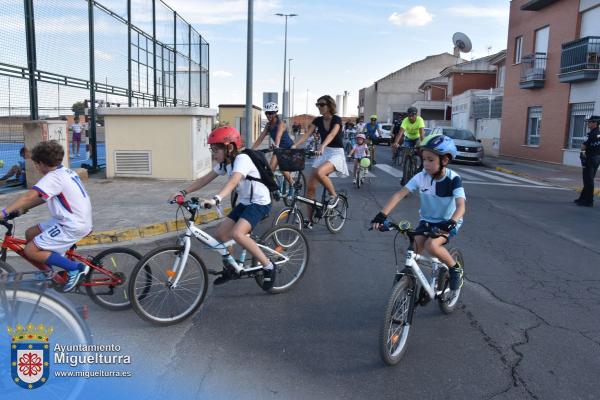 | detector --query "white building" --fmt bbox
[358,53,463,123]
